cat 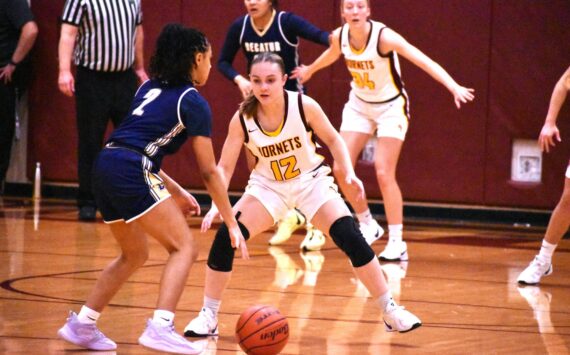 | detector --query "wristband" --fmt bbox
[9,59,18,66]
